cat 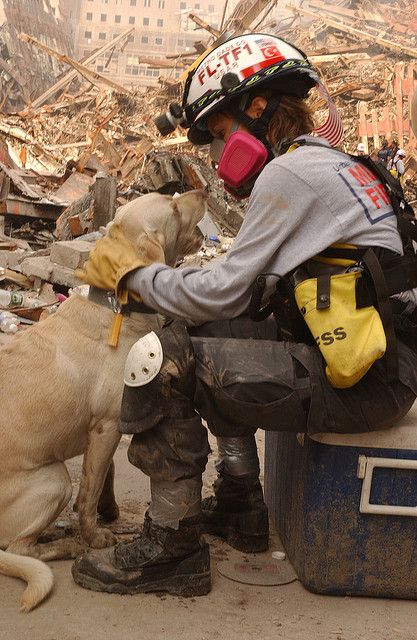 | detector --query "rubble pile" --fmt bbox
[0,0,74,114]
[0,0,416,334]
